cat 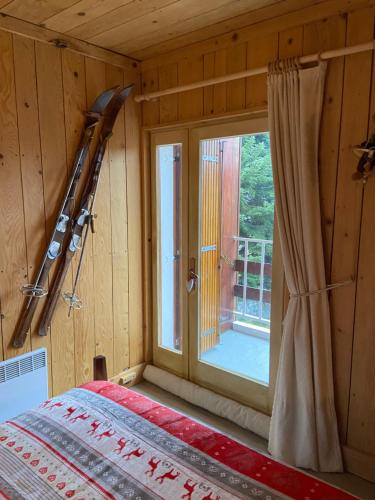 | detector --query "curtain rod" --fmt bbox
[135,40,375,103]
